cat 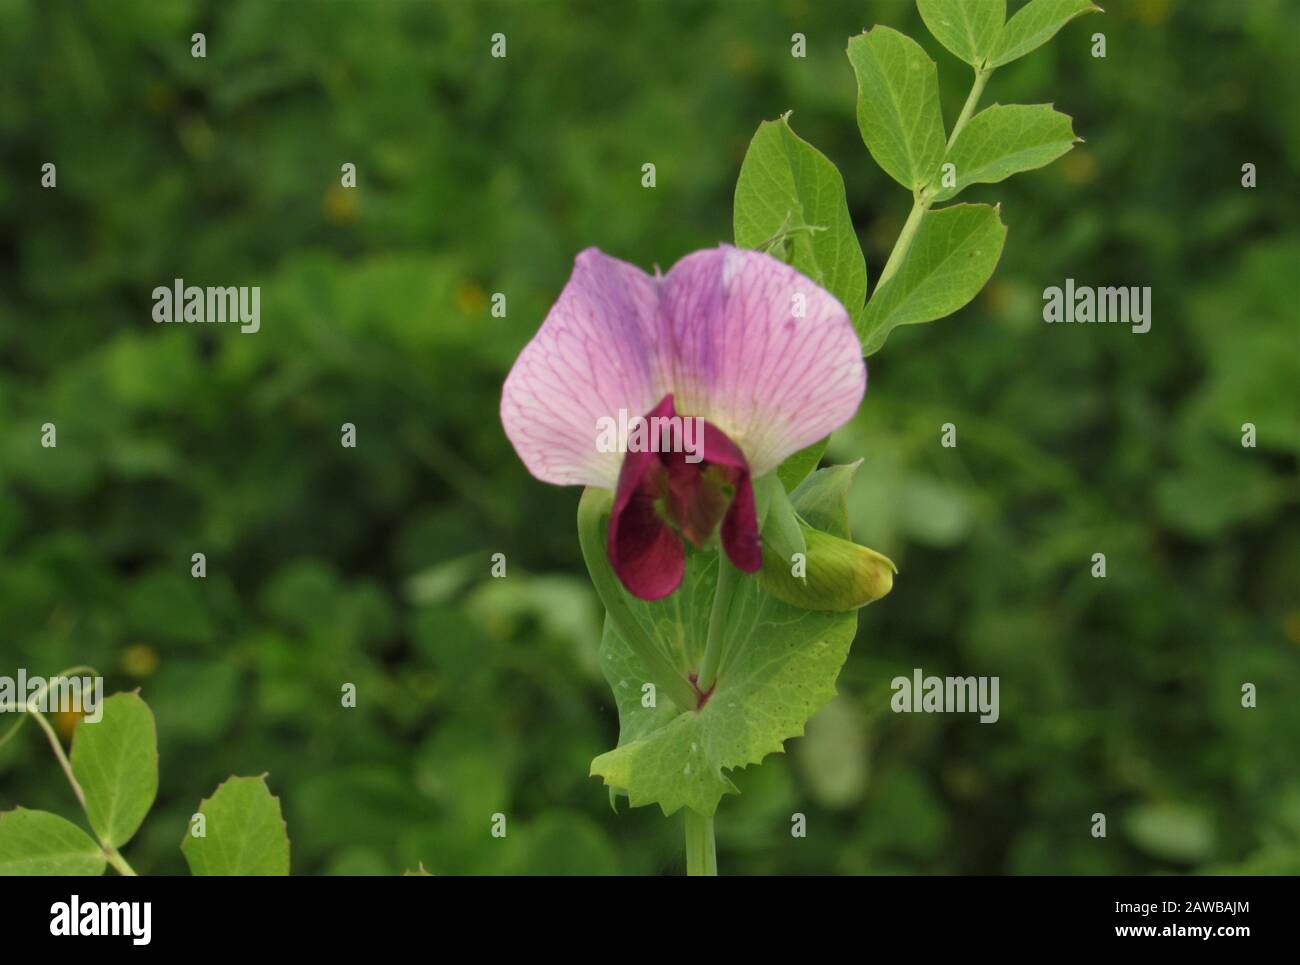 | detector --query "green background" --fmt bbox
[1,0,1297,874]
